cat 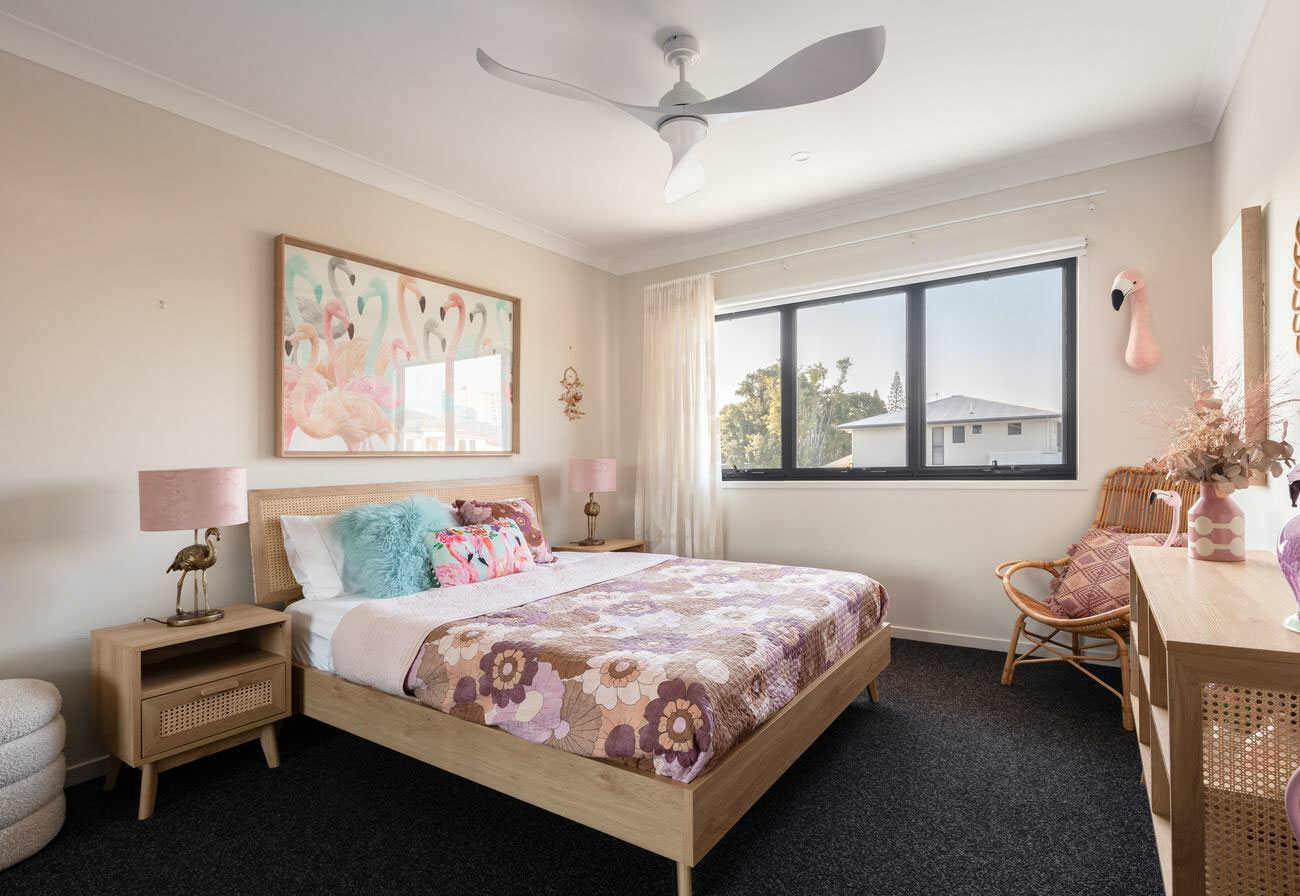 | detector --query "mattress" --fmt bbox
[287,550,602,672]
